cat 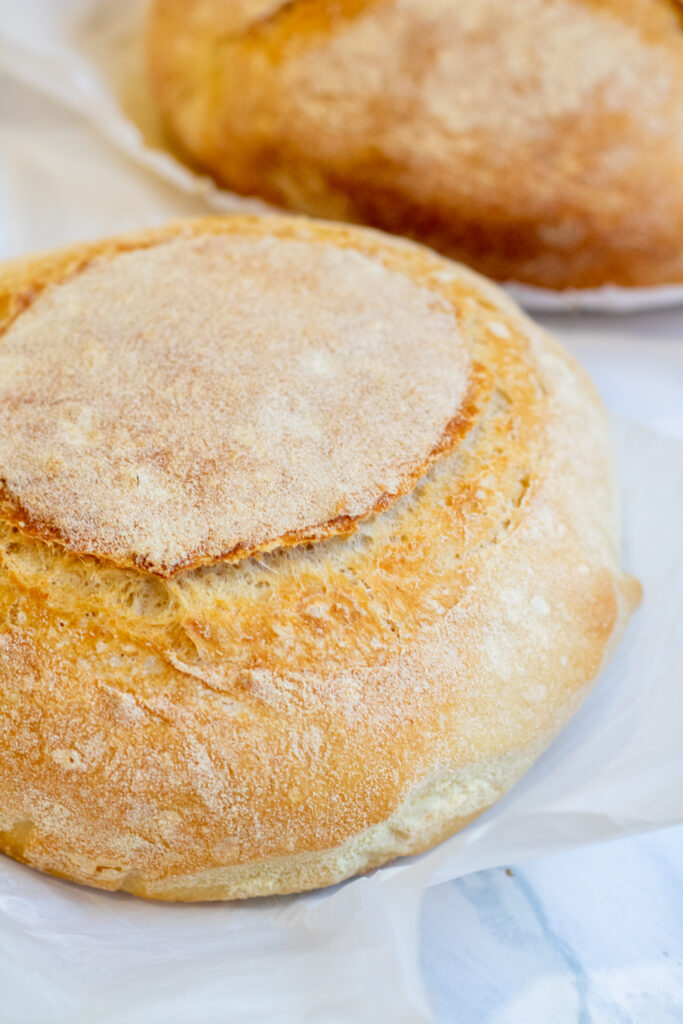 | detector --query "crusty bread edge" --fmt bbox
[0,738,542,900]
[2,568,637,902]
